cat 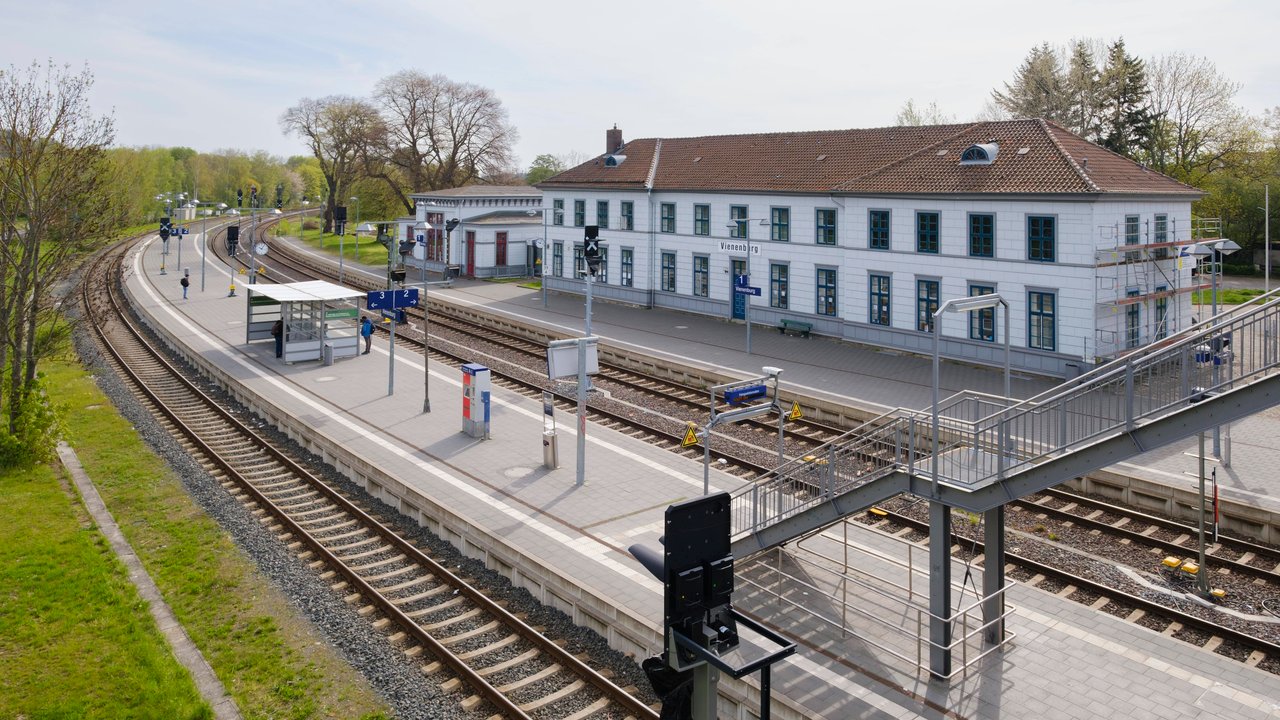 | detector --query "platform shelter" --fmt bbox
[246,281,364,363]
